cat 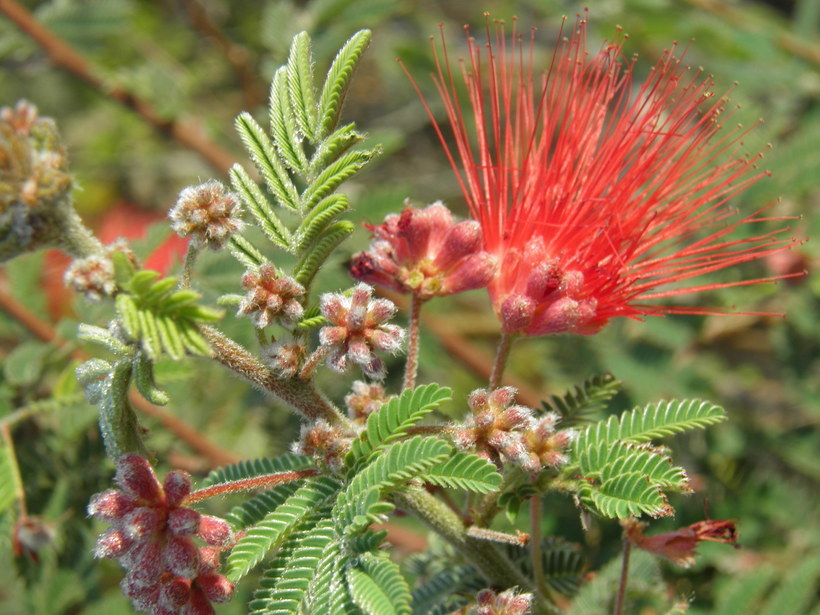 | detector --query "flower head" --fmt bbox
[468,588,533,615]
[406,14,801,335]
[318,283,405,379]
[169,180,243,250]
[350,201,496,299]
[89,454,235,614]
[237,263,305,328]
[345,380,389,424]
